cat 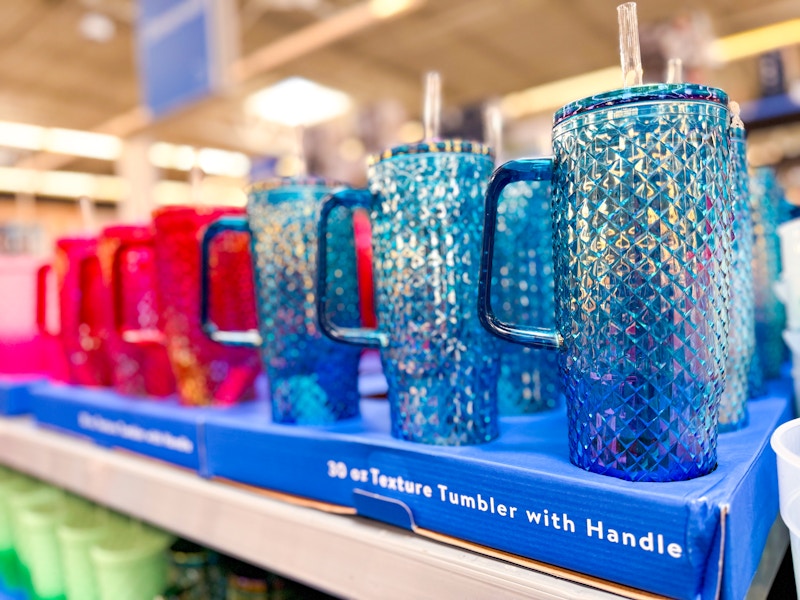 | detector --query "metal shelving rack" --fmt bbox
[0,415,787,599]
